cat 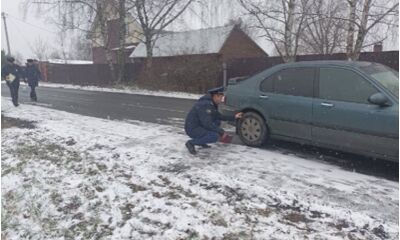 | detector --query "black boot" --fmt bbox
[185,141,197,155]
[199,144,211,148]
[30,91,37,101]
